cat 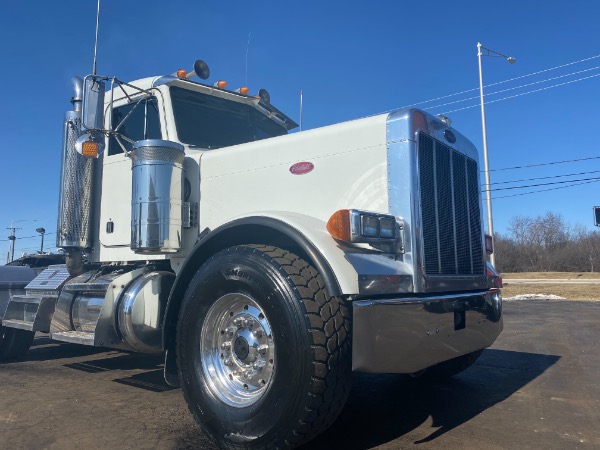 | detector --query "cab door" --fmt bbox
[98,96,163,260]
